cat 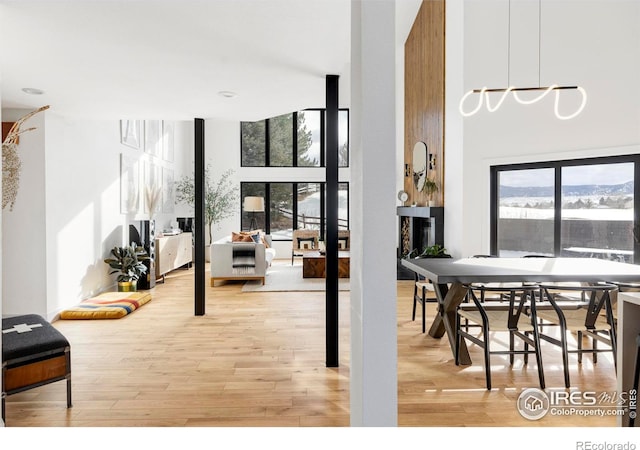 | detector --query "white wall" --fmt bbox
[2,109,48,317]
[453,0,640,257]
[43,117,124,318]
[1,114,192,319]
[202,119,241,244]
